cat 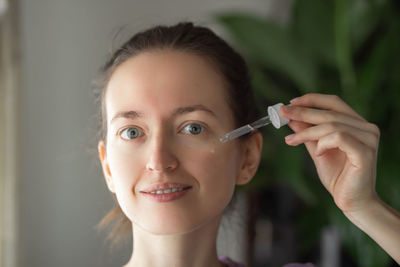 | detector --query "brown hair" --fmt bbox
[93,21,260,248]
